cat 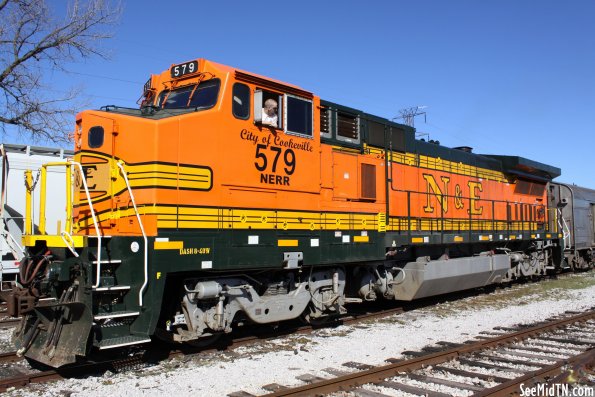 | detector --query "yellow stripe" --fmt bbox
[22,234,85,248]
[353,235,369,243]
[411,237,424,243]
[126,163,212,191]
[509,235,517,240]
[546,233,551,238]
[479,235,490,241]
[454,236,463,242]
[76,205,548,235]
[278,239,298,247]
[154,241,183,250]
